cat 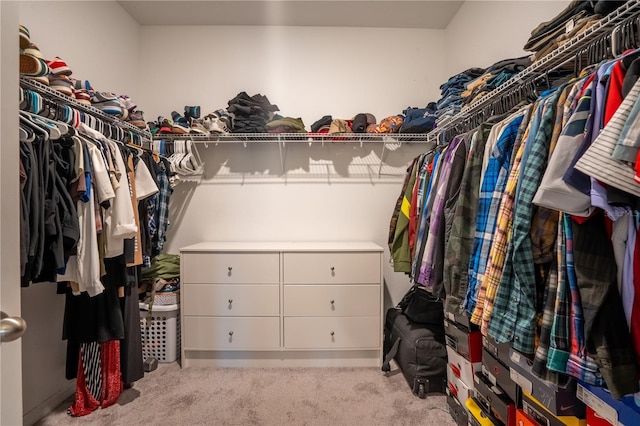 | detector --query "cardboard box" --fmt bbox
[483,348,519,404]
[508,348,585,418]
[446,345,482,389]
[444,309,473,330]
[515,409,539,426]
[483,334,512,368]
[522,391,586,426]
[576,382,640,426]
[466,396,501,426]
[444,319,483,363]
[475,372,516,426]
[447,389,469,426]
[447,364,473,405]
[586,407,613,426]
